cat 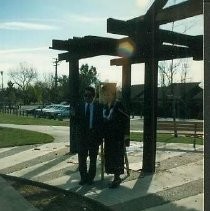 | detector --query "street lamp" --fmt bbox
[0,71,3,90]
